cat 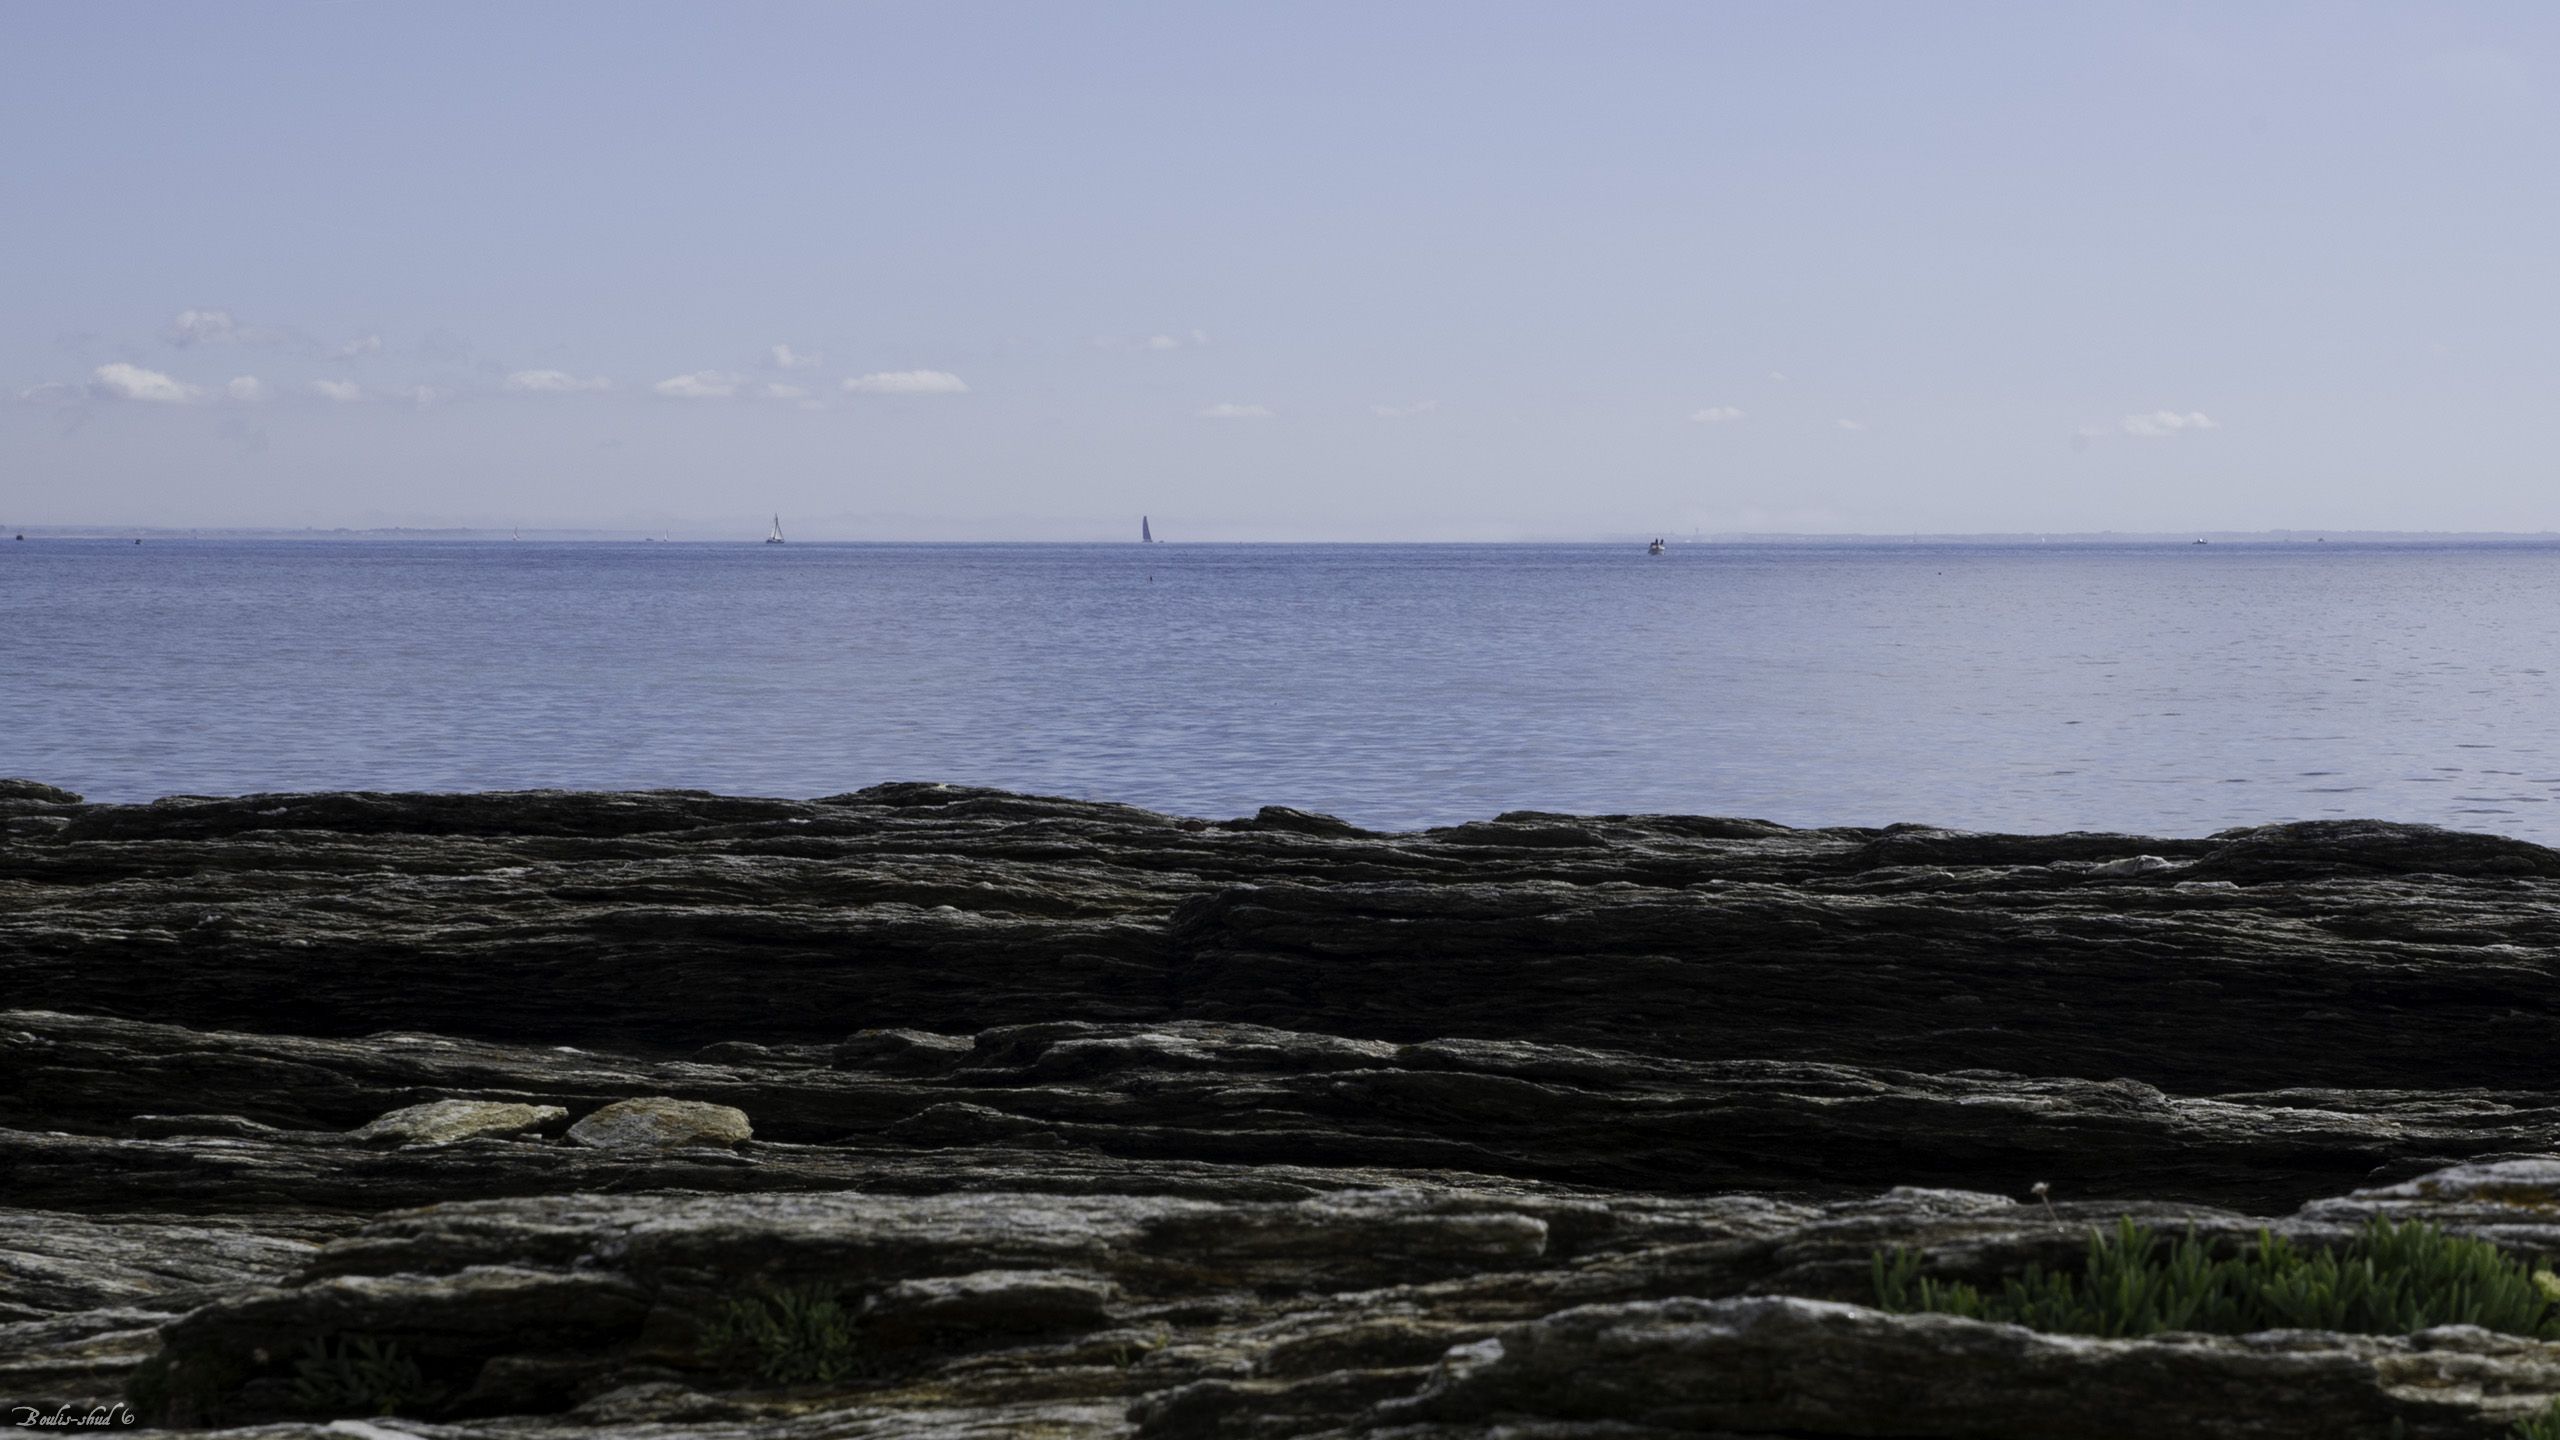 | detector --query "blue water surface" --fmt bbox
[5,539,2558,838]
